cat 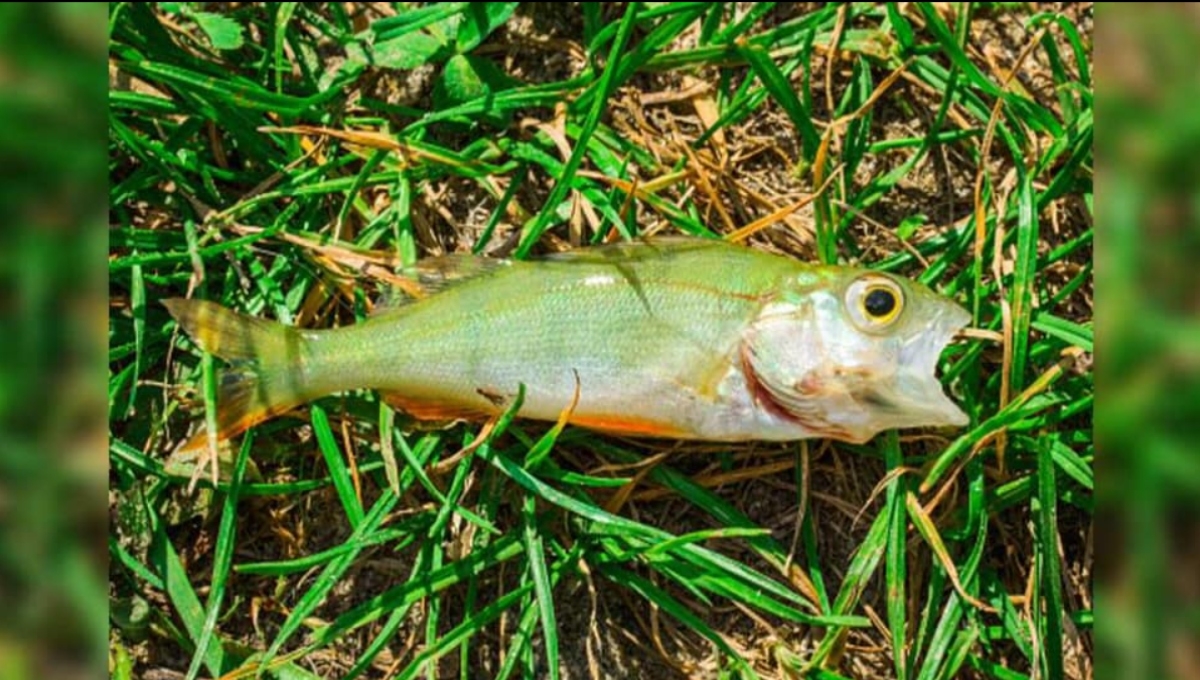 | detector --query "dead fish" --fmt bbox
[164,237,969,449]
